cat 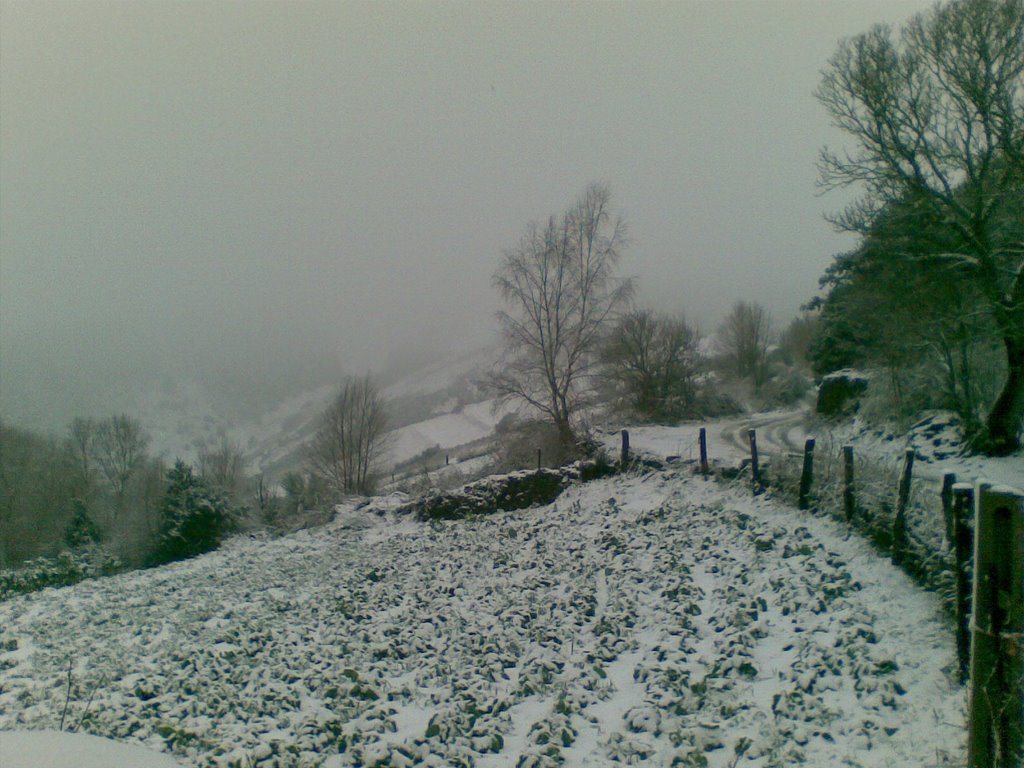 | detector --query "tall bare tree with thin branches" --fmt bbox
[93,414,149,515]
[67,417,97,501]
[307,376,388,497]
[719,301,773,389]
[601,309,703,421]
[490,184,634,446]
[198,435,247,505]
